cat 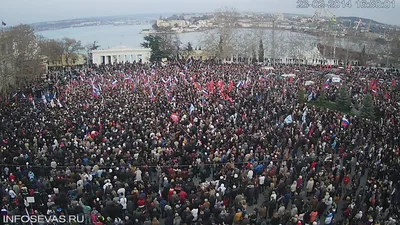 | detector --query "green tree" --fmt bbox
[218,35,224,59]
[252,49,257,63]
[141,35,178,61]
[152,23,159,30]
[359,45,366,66]
[336,85,352,112]
[141,35,164,61]
[298,89,306,104]
[186,42,193,52]
[360,94,375,120]
[317,89,328,103]
[258,39,264,63]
